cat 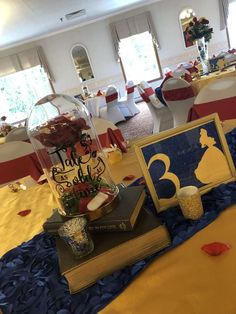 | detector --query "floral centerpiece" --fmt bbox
[35,113,90,150]
[186,17,213,73]
[28,94,119,219]
[187,17,213,43]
